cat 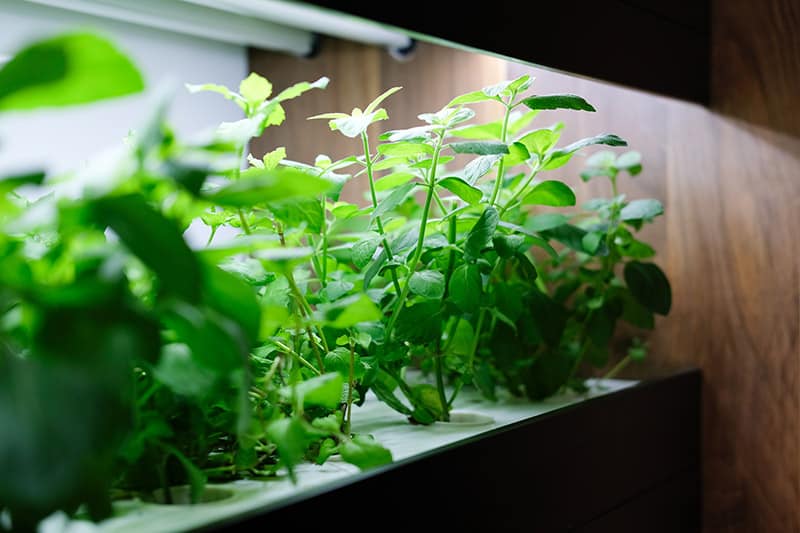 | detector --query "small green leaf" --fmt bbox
[464,207,499,261]
[502,142,532,167]
[492,234,525,258]
[0,33,144,110]
[352,236,380,269]
[282,373,344,410]
[265,418,323,481]
[522,181,576,207]
[371,182,415,223]
[448,90,498,107]
[330,295,382,329]
[274,76,328,102]
[374,172,416,191]
[340,435,393,470]
[519,128,561,156]
[322,280,354,301]
[463,155,502,184]
[437,177,482,205]
[549,133,627,160]
[449,264,481,312]
[624,261,671,315]
[450,141,509,155]
[525,213,569,232]
[522,94,596,112]
[377,141,434,158]
[379,126,434,143]
[615,150,642,173]
[449,122,503,140]
[208,167,331,206]
[409,270,445,299]
[364,86,402,114]
[620,199,663,221]
[239,72,272,108]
